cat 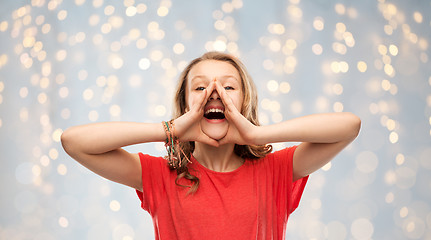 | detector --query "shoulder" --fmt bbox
[261,145,297,161]
[138,153,175,191]
[138,152,165,161]
[247,145,297,167]
[137,153,170,171]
